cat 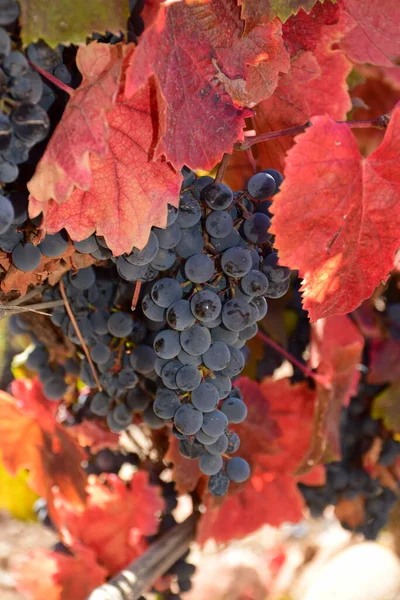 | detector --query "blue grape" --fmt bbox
[226,457,250,482]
